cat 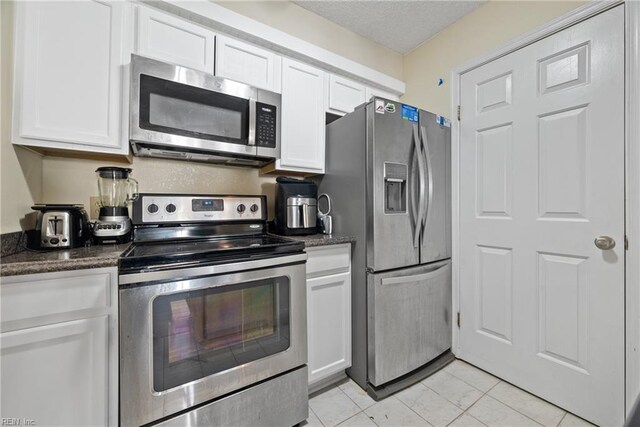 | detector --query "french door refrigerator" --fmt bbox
[319,98,451,398]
